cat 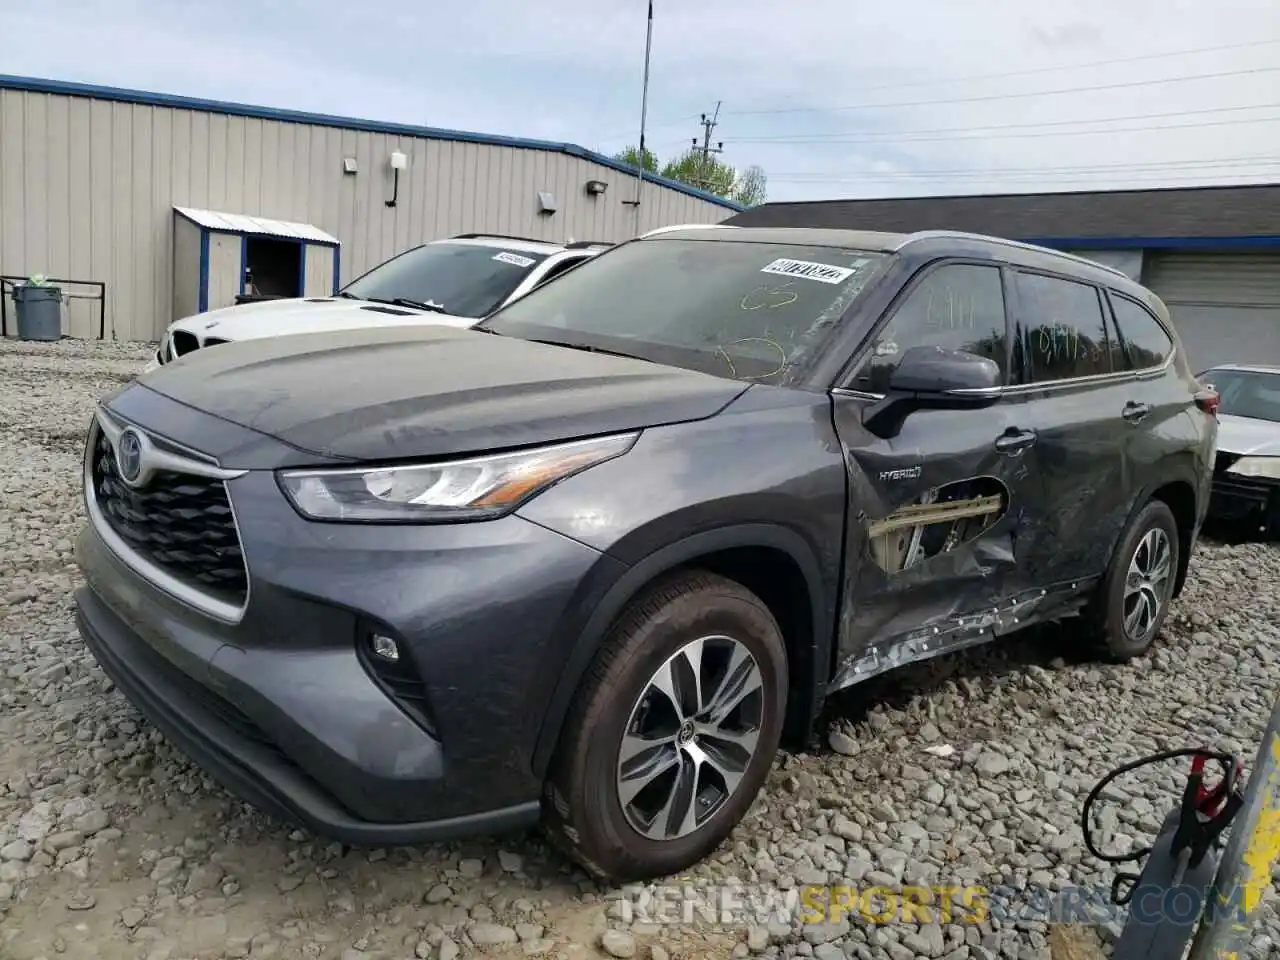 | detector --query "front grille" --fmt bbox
[91,429,248,606]
[172,330,199,356]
